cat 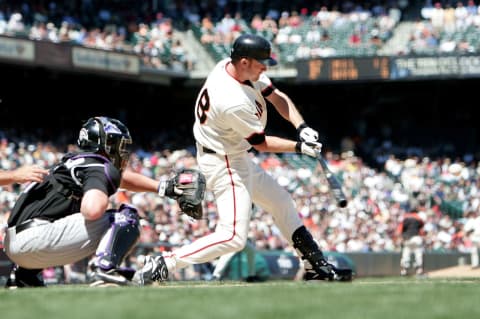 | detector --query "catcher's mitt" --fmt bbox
[172,168,206,220]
